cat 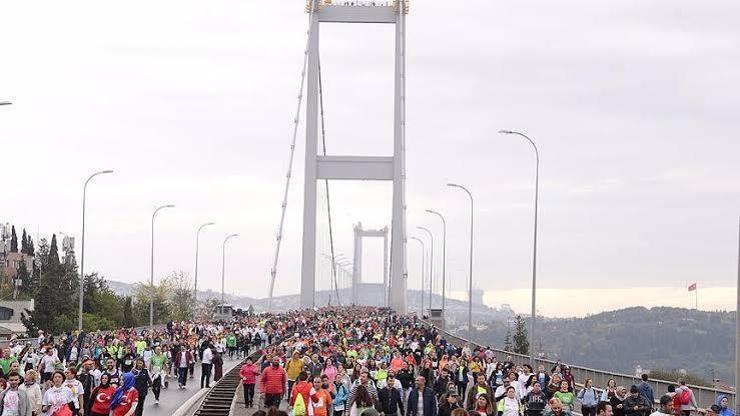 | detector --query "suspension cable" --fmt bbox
[318,58,342,306]
[267,1,316,311]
